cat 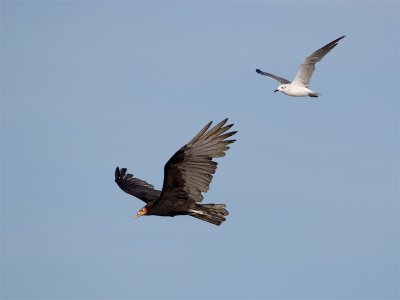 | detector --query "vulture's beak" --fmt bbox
[274,89,279,93]
[135,207,147,218]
